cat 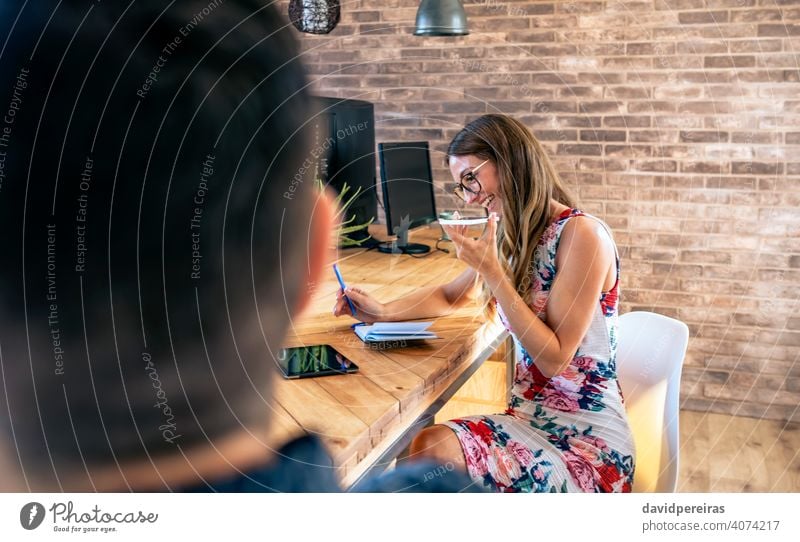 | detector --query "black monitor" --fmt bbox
[311,97,378,246]
[377,142,438,254]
